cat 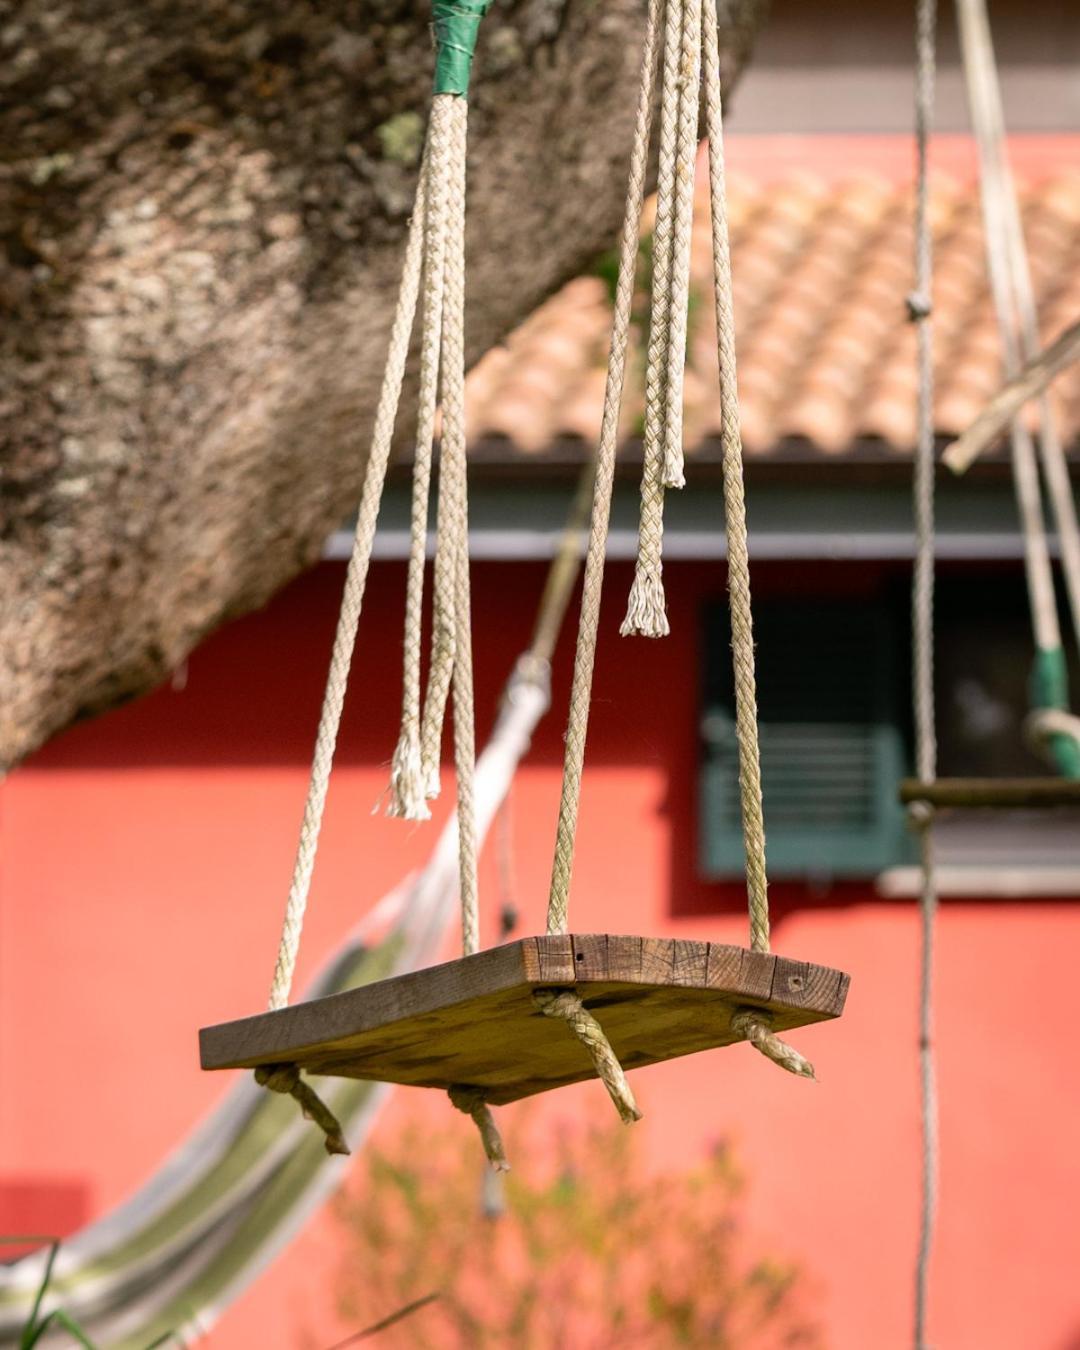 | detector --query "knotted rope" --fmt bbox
[534,991,642,1123]
[729,1011,815,1079]
[254,1064,350,1156]
[448,1086,510,1171]
[1024,707,1080,774]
